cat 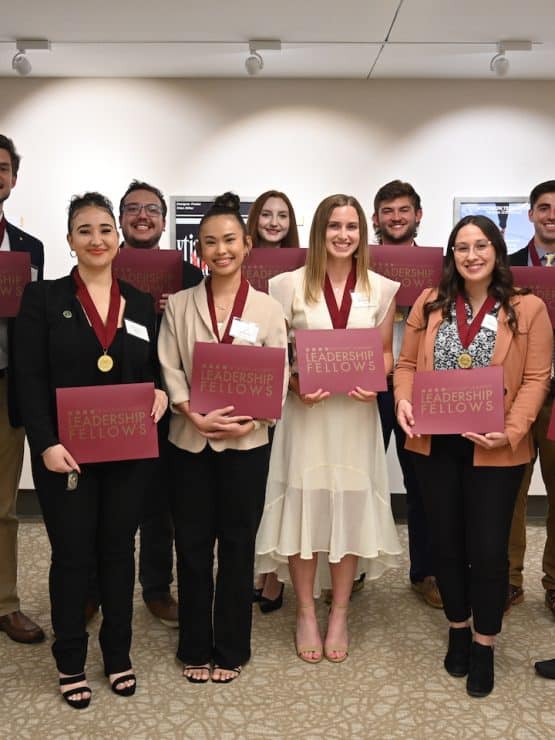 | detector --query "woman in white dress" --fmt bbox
[256,194,401,664]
